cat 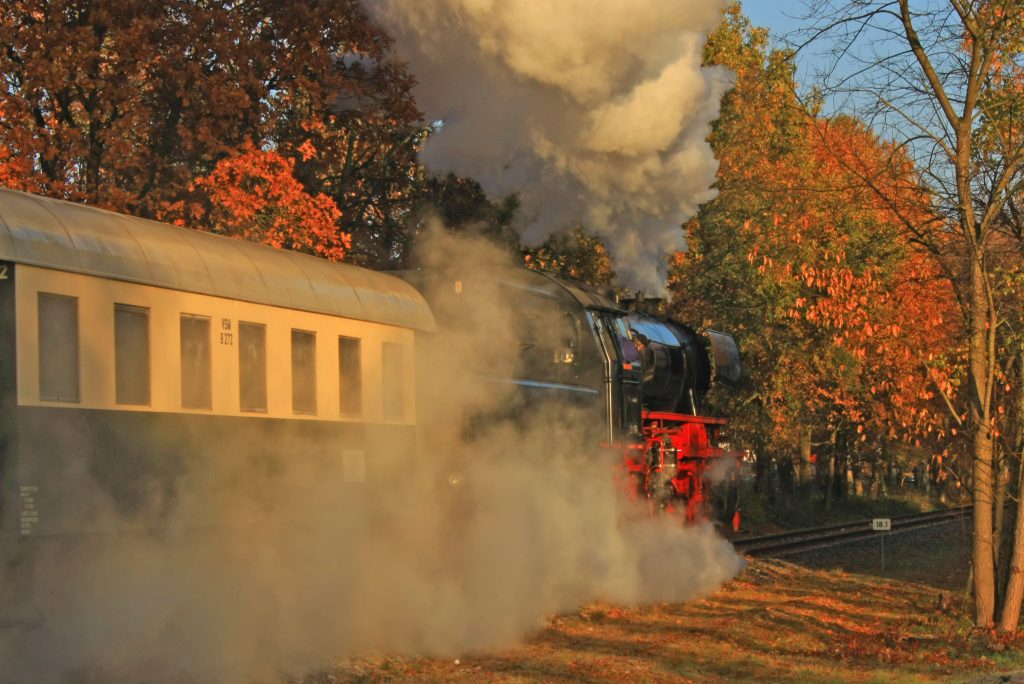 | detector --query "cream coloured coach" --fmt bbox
[0,188,435,537]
